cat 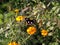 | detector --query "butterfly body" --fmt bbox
[25,18,36,25]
